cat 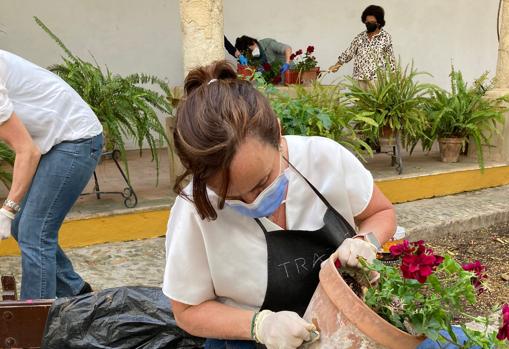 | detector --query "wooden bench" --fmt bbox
[0,276,52,349]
